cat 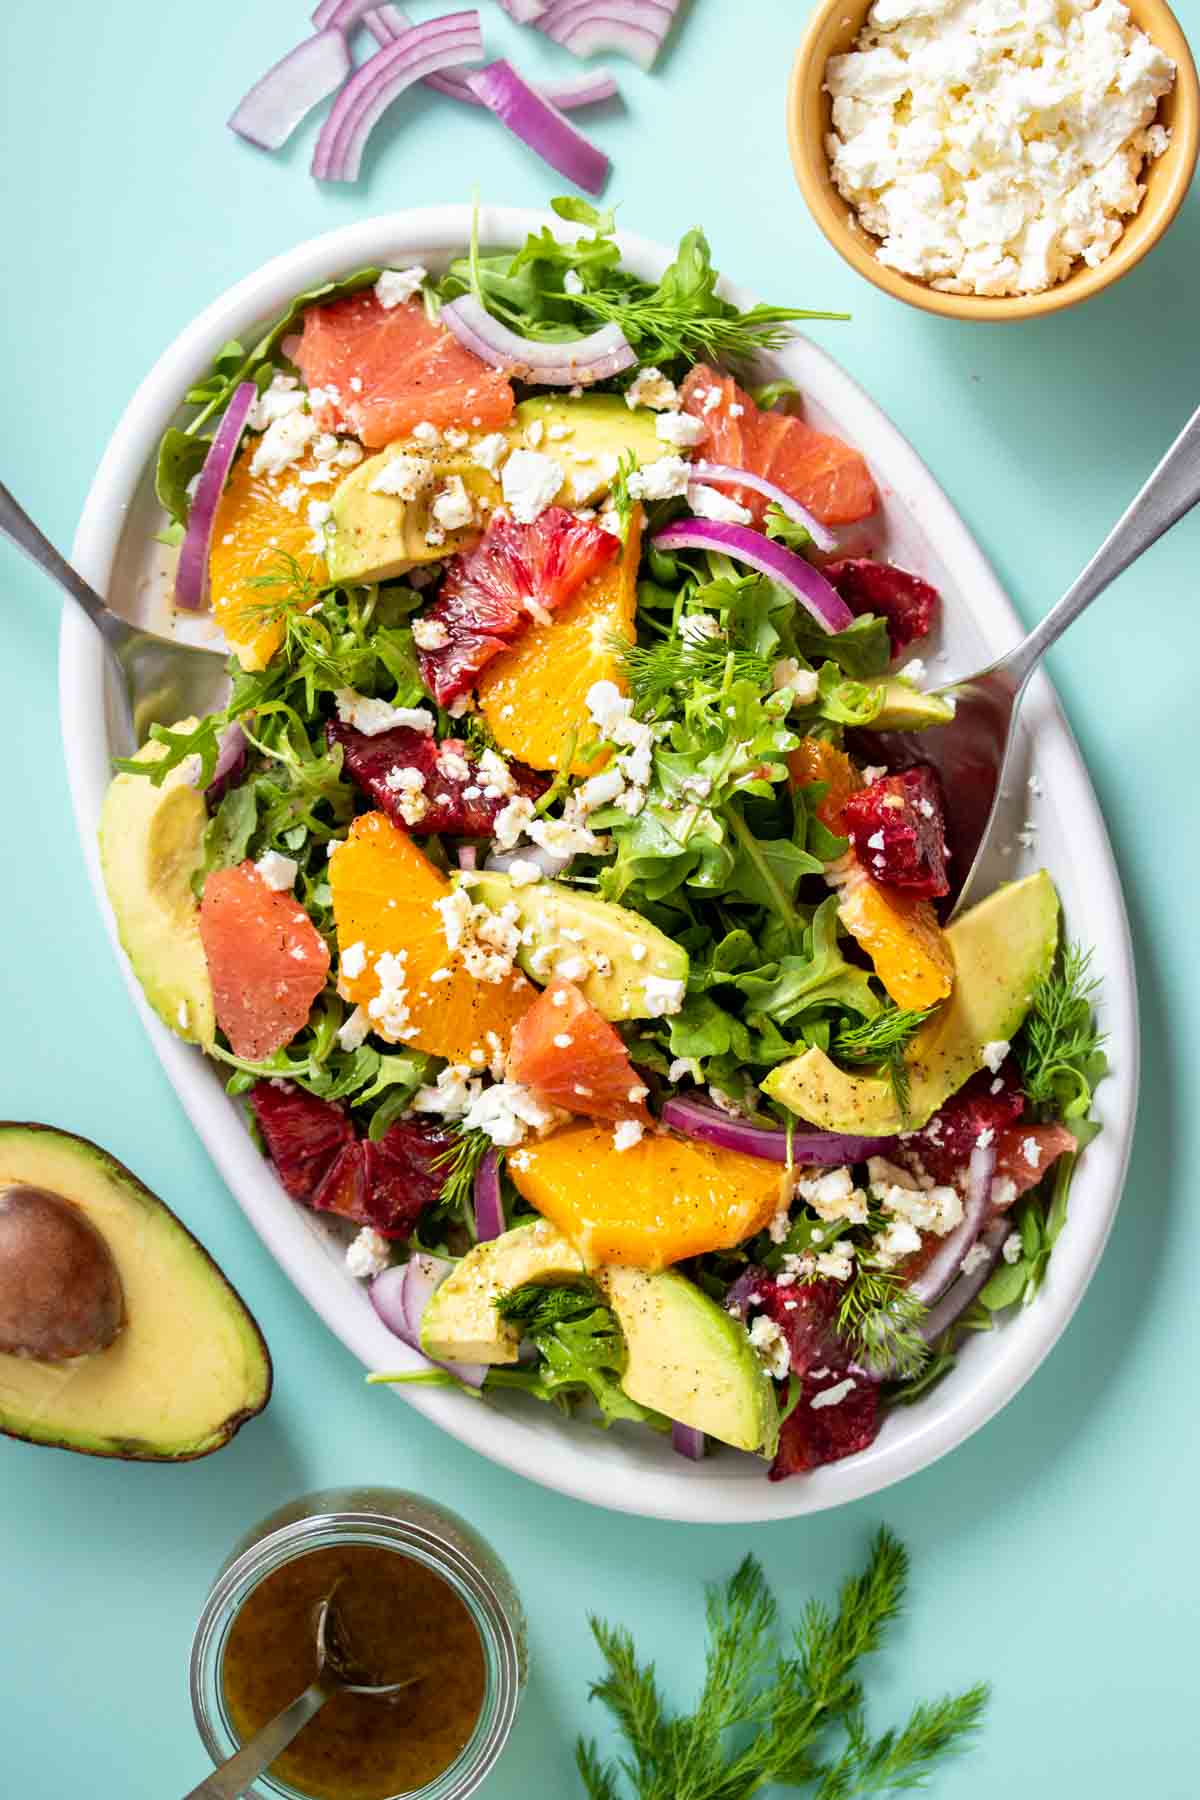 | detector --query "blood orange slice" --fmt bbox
[199,863,331,1060]
[507,981,650,1123]
[294,292,514,448]
[681,364,877,527]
